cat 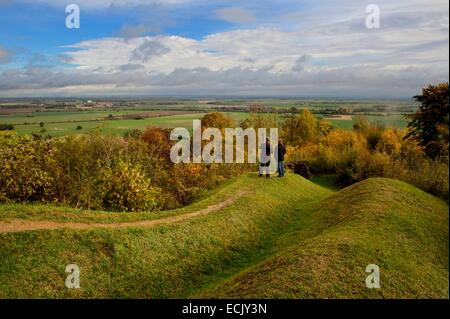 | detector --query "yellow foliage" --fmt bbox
[377,129,402,155]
